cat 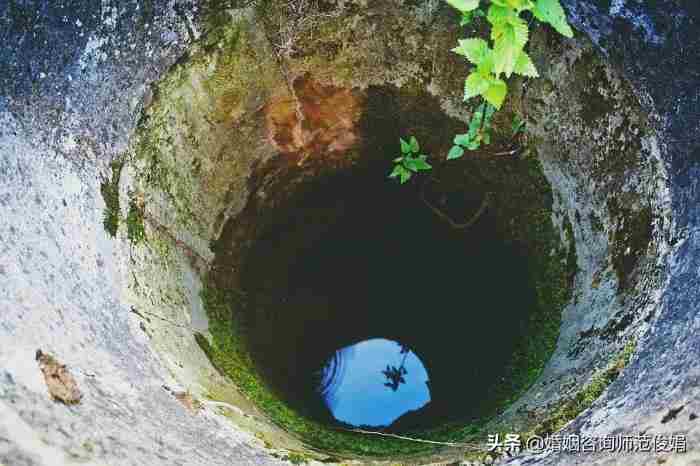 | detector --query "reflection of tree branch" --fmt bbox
[382,345,413,391]
[420,179,491,231]
[399,350,409,369]
[338,428,487,451]
[382,364,407,391]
